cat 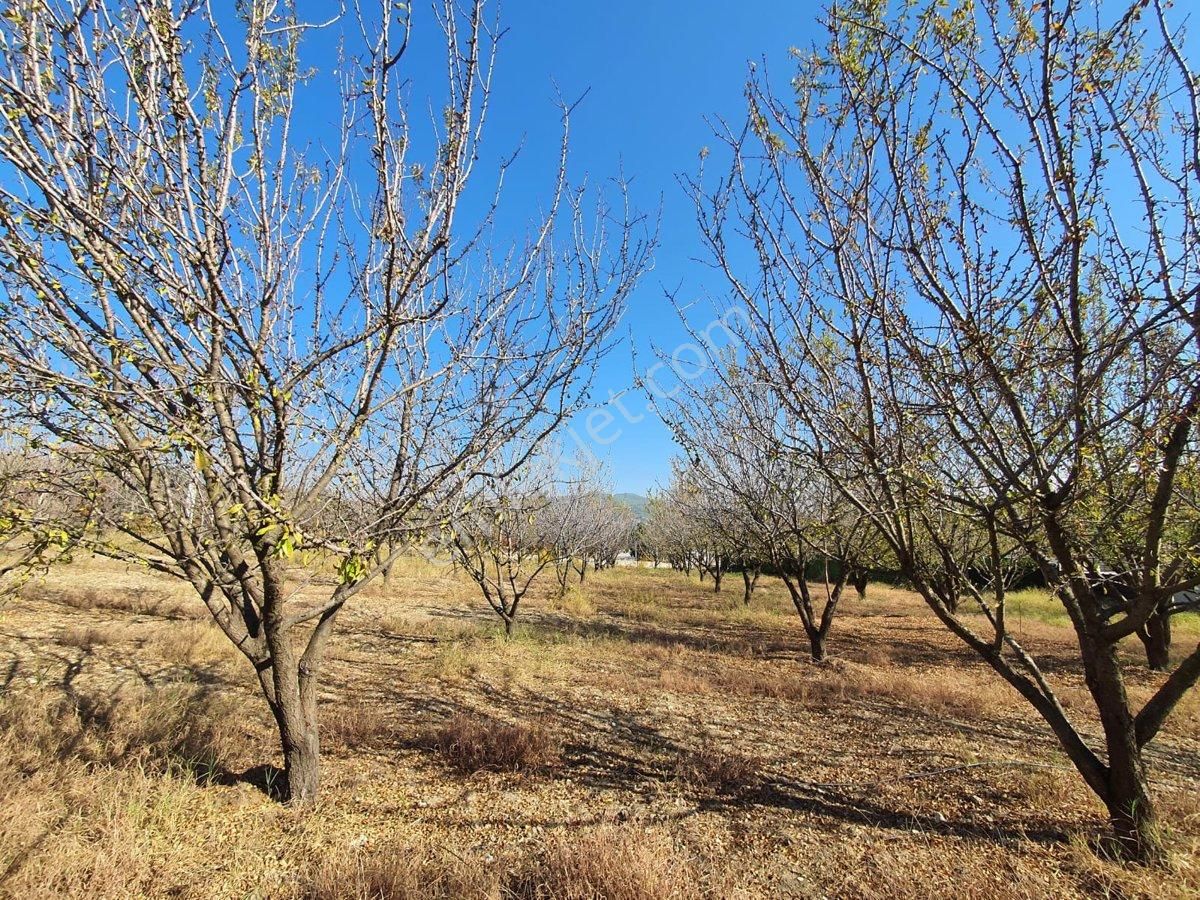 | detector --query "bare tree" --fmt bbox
[654,373,875,659]
[643,482,704,575]
[0,0,651,802]
[0,436,90,597]
[450,453,557,637]
[691,0,1200,861]
[538,470,598,600]
[584,493,637,573]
